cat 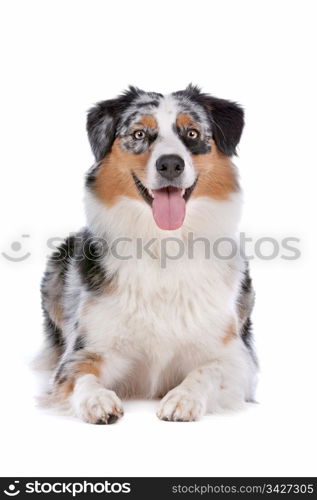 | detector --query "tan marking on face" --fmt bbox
[223,319,238,345]
[133,114,157,130]
[94,138,150,206]
[176,113,201,131]
[192,140,239,200]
